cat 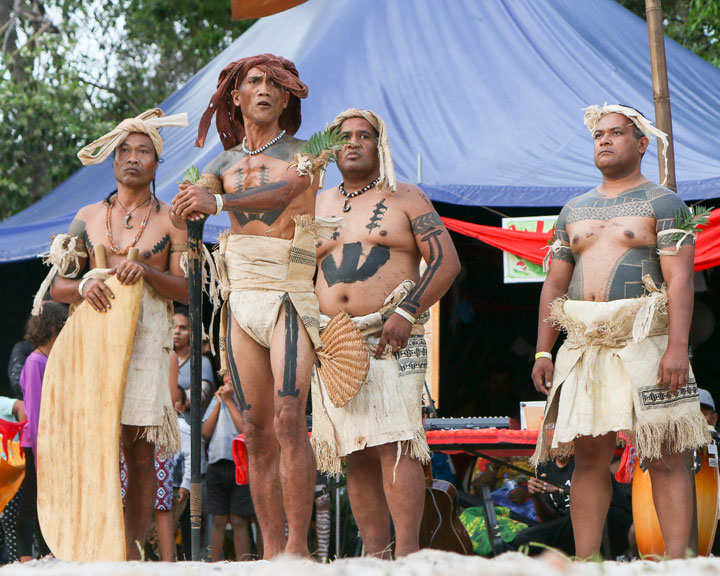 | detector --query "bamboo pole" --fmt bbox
[645,0,677,191]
